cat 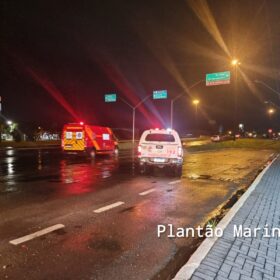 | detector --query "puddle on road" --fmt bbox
[119,206,136,213]
[53,228,67,236]
[88,238,121,252]
[74,225,82,229]
[188,174,235,182]
[188,174,212,180]
[0,186,19,195]
[49,179,63,183]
